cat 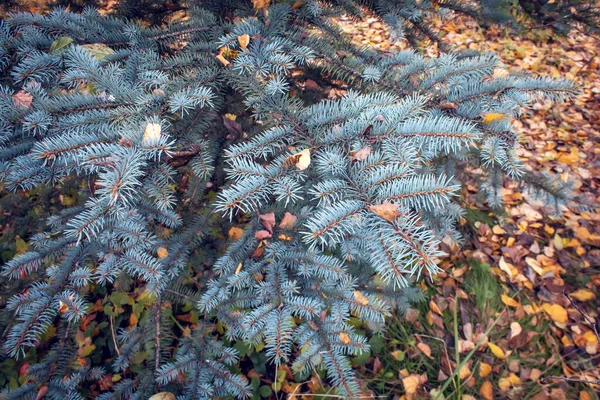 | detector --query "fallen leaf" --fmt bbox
[493,225,506,235]
[479,362,492,378]
[235,263,243,275]
[148,393,176,400]
[570,289,596,302]
[81,43,114,60]
[417,342,433,359]
[35,386,48,400]
[216,54,231,66]
[459,364,471,380]
[501,294,519,308]
[498,373,520,392]
[542,303,568,323]
[237,34,250,50]
[369,203,402,222]
[13,90,33,109]
[510,322,522,339]
[480,380,493,400]
[353,290,369,305]
[487,342,506,359]
[351,146,371,161]
[259,212,276,233]
[481,113,506,124]
[143,122,161,145]
[228,226,244,241]
[295,148,311,170]
[401,373,427,399]
[279,212,297,230]
[251,0,270,11]
[339,332,351,344]
[157,247,168,259]
[49,36,74,54]
[255,230,272,240]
